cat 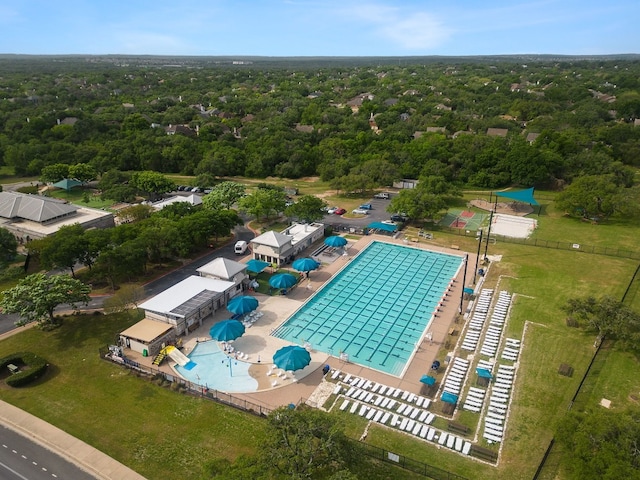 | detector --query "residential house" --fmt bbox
[487,128,509,137]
